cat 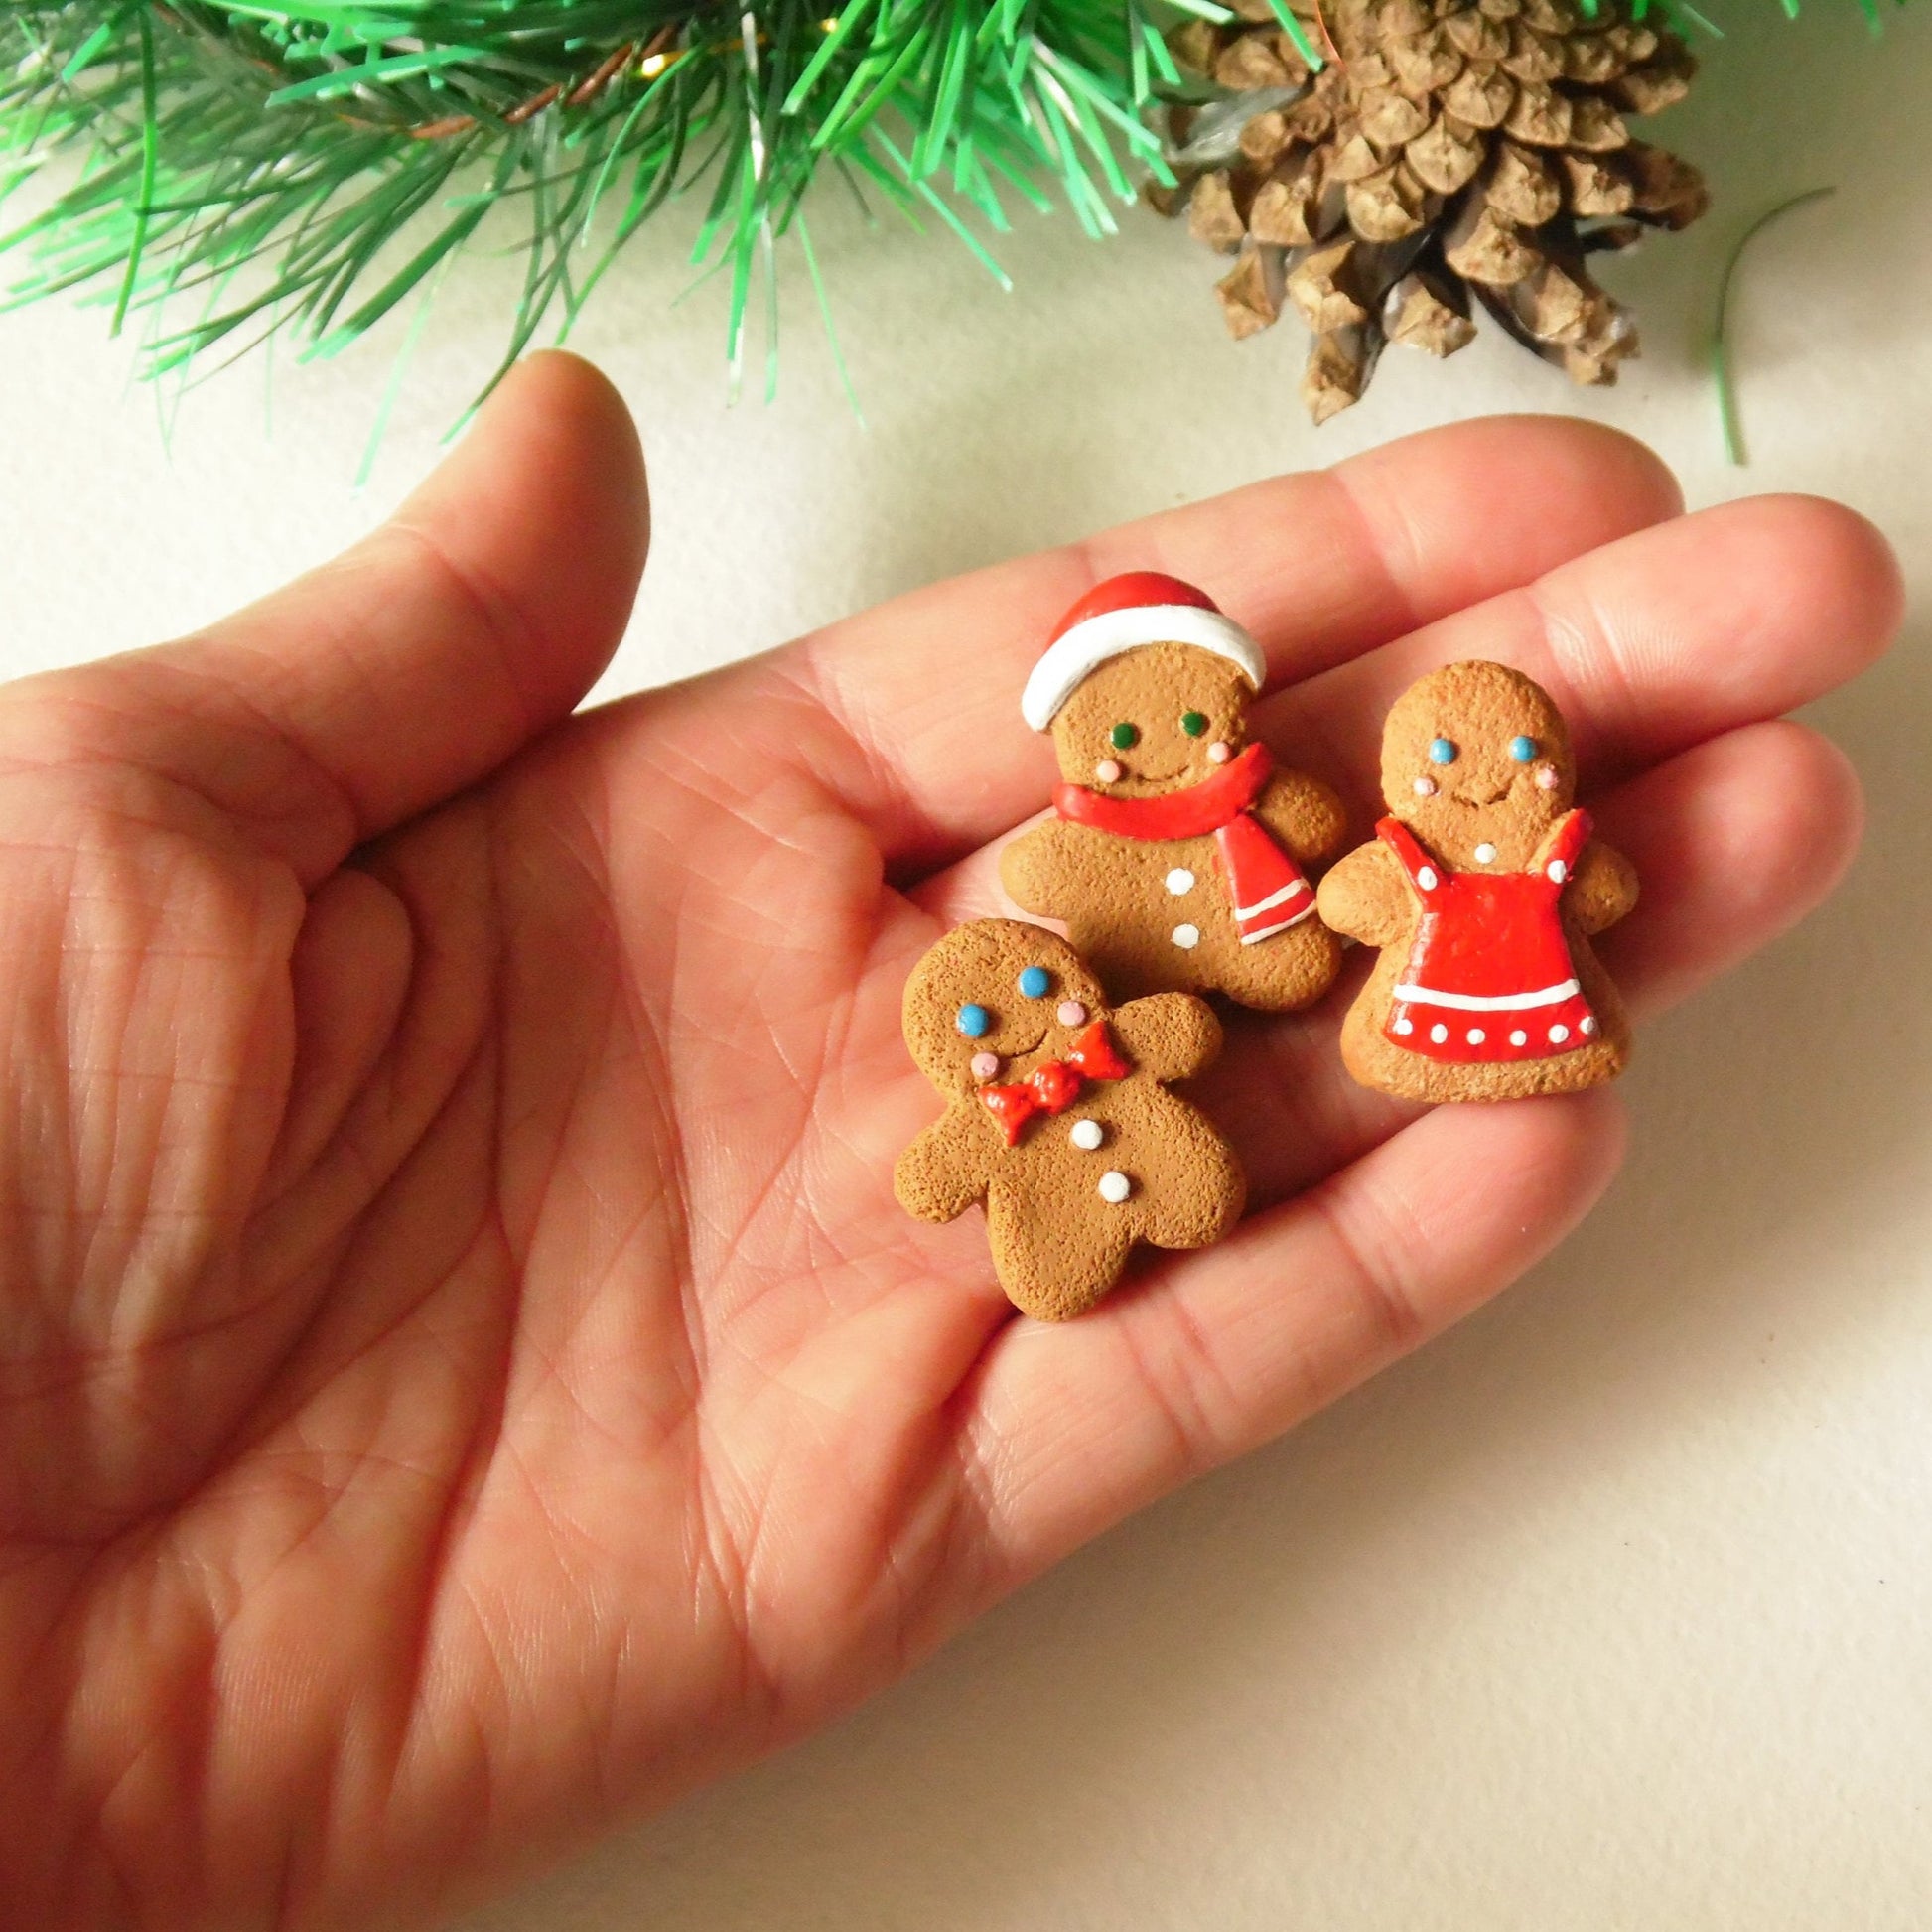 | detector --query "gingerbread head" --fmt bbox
[900,921,1113,1106]
[1380,660,1577,872]
[1023,573,1268,797]
[895,919,1245,1320]
[1001,575,1347,1012]
[1315,660,1638,1103]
